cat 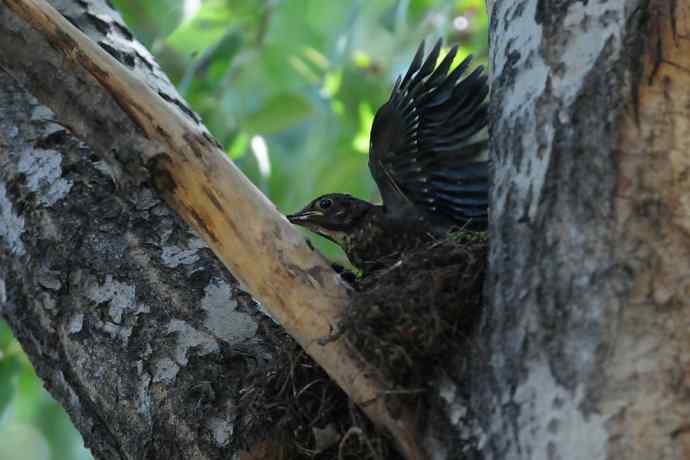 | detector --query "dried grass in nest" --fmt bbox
[342,234,487,388]
[235,234,486,458]
[235,323,401,460]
